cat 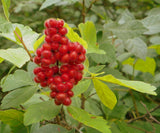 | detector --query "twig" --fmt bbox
[128,104,160,123]
[83,77,92,79]
[14,31,33,61]
[56,115,61,125]
[129,89,139,117]
[86,92,97,99]
[141,101,160,125]
[82,0,86,23]
[86,0,98,13]
[40,97,45,101]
